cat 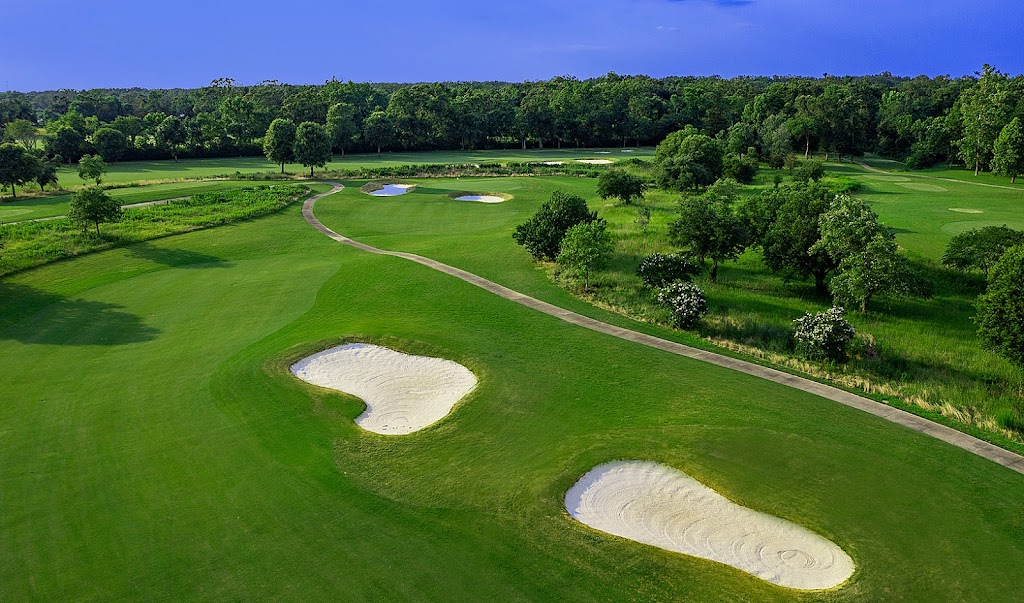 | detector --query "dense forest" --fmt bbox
[1,67,1023,173]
